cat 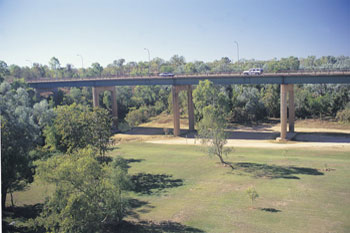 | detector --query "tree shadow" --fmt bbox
[125,198,155,220]
[293,132,350,143]
[2,204,44,233]
[130,173,184,195]
[125,158,145,168]
[232,162,324,179]
[107,220,205,233]
[97,155,114,164]
[259,208,281,213]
